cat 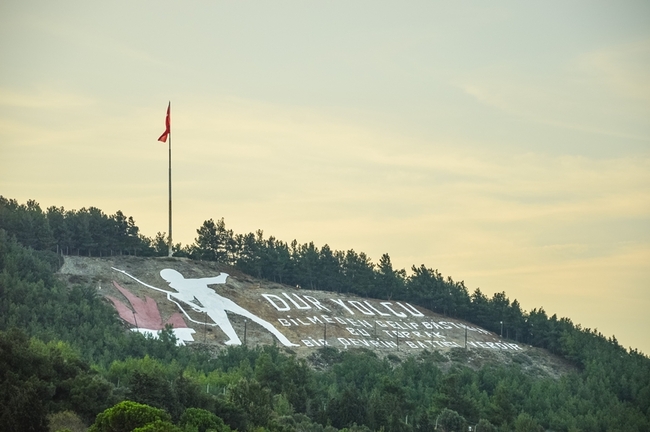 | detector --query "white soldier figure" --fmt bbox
[159,269,298,347]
